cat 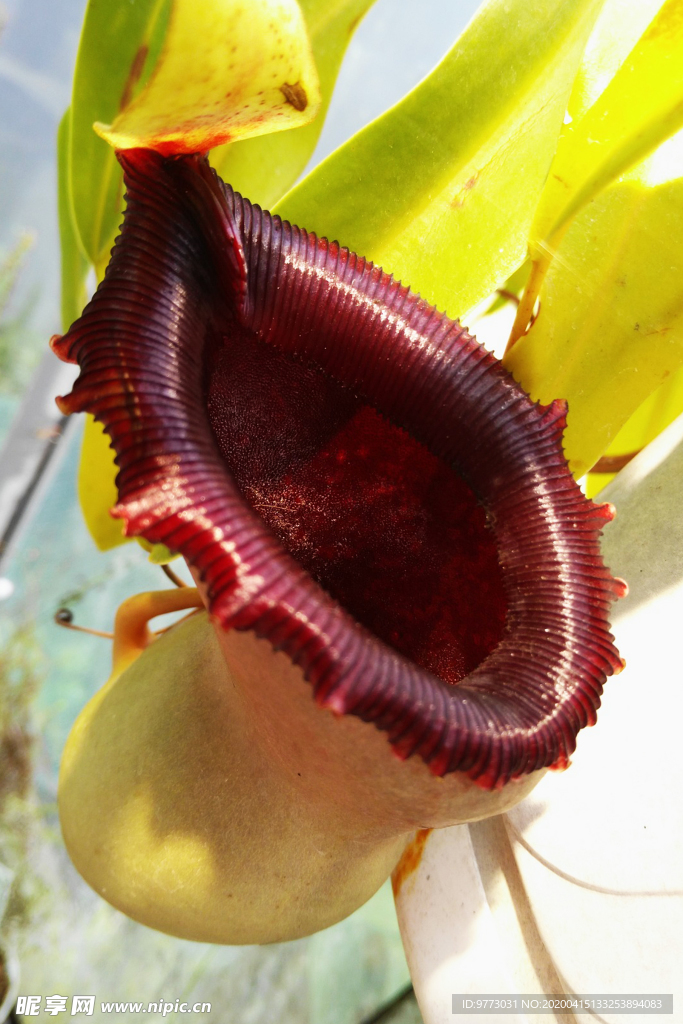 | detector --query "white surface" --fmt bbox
[395,826,529,1024]
[505,413,683,1022]
[397,416,683,1024]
